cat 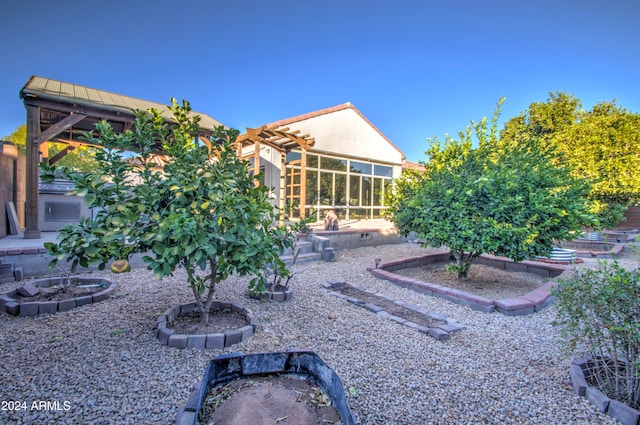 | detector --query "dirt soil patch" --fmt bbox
[338,285,446,328]
[394,262,549,299]
[11,281,104,303]
[168,309,248,334]
[198,375,341,425]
